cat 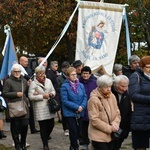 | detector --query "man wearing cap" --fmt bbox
[72,60,83,78]
[57,61,70,136]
